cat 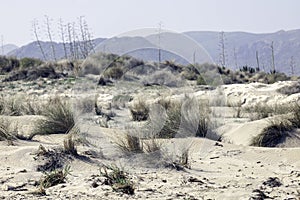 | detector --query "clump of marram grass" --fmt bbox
[100,164,134,195]
[227,99,246,118]
[129,100,149,121]
[155,97,212,138]
[0,119,15,142]
[289,101,300,128]
[143,137,163,153]
[114,125,162,154]
[156,97,172,110]
[115,133,144,154]
[250,101,300,147]
[244,102,292,121]
[29,97,75,139]
[112,94,133,109]
[0,95,44,116]
[76,96,95,114]
[63,126,80,156]
[38,165,71,191]
[251,118,293,147]
[163,145,192,171]
[156,100,182,138]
